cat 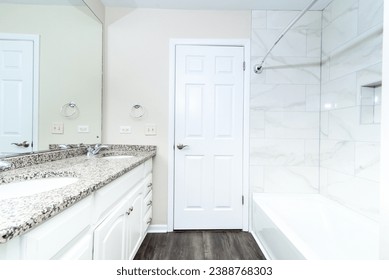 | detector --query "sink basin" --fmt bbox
[0,177,79,200]
[103,155,135,160]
